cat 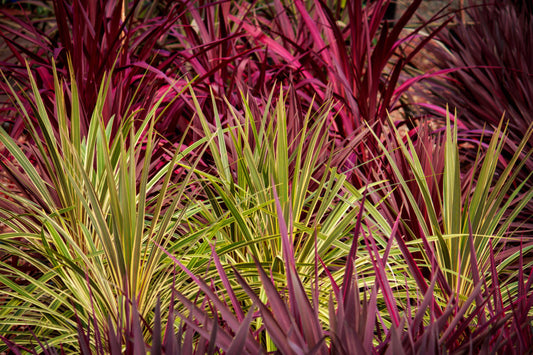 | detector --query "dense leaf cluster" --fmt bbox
[0,0,531,353]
